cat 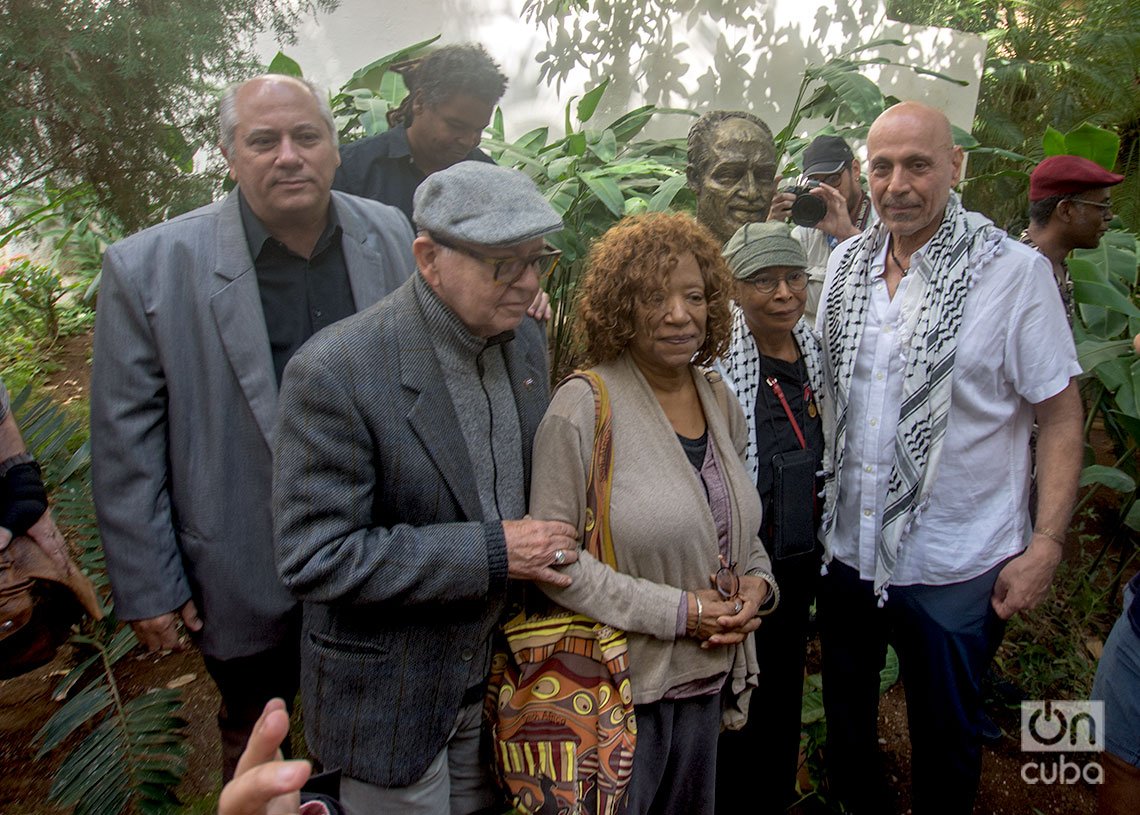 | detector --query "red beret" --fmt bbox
[1029,155,1124,201]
